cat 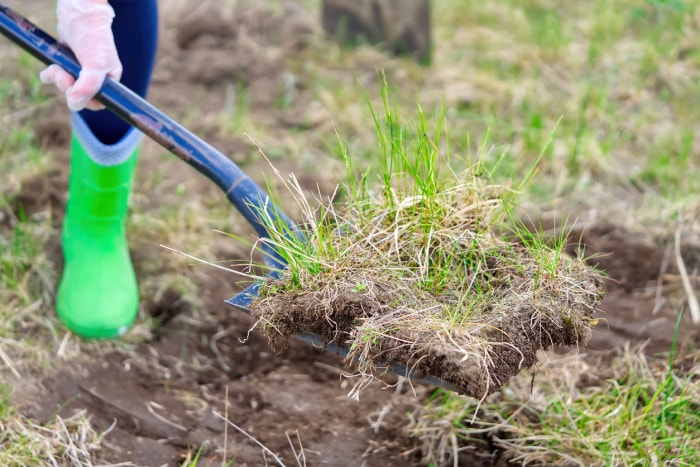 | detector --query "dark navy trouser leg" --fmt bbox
[79,0,159,144]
